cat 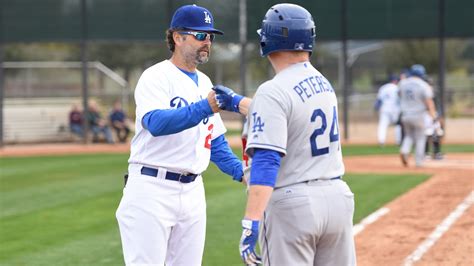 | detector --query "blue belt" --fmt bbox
[140,166,198,183]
